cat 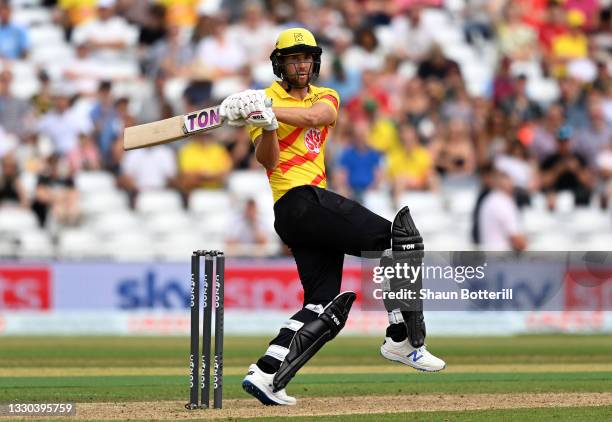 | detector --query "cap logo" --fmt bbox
[294,32,304,43]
